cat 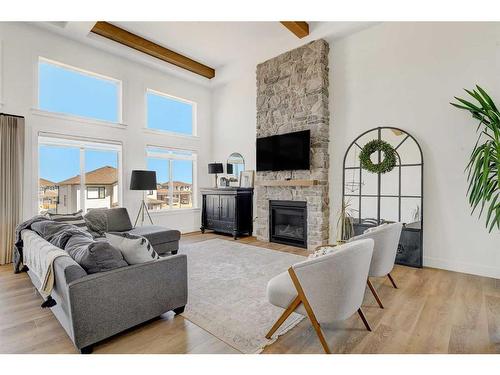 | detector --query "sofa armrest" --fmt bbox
[66,254,188,349]
[53,256,87,285]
